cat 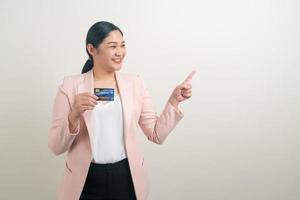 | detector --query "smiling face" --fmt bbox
[87,30,126,72]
